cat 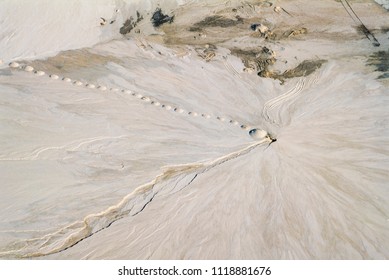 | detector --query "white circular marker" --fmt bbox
[110,88,119,92]
[249,128,270,140]
[24,66,34,72]
[230,120,239,125]
[165,105,172,110]
[153,102,160,106]
[124,90,132,94]
[0,59,3,65]
[217,117,225,122]
[9,62,20,68]
[50,74,59,80]
[35,70,45,76]
[63,77,72,82]
[135,93,143,99]
[98,86,107,91]
[73,81,83,86]
[86,84,96,89]
[142,97,150,102]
